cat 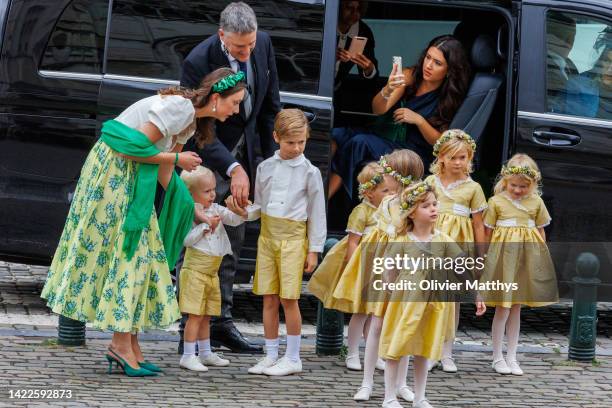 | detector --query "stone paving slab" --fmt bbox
[0,335,610,407]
